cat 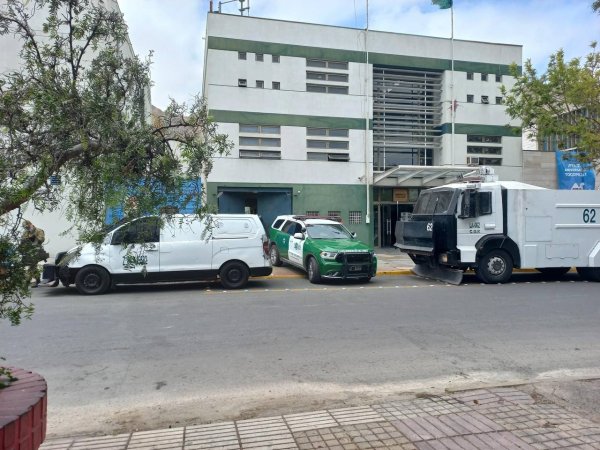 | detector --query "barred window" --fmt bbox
[239,150,281,159]
[328,211,341,220]
[306,59,348,70]
[307,140,349,150]
[467,135,502,144]
[305,211,319,217]
[239,125,280,134]
[349,211,362,225]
